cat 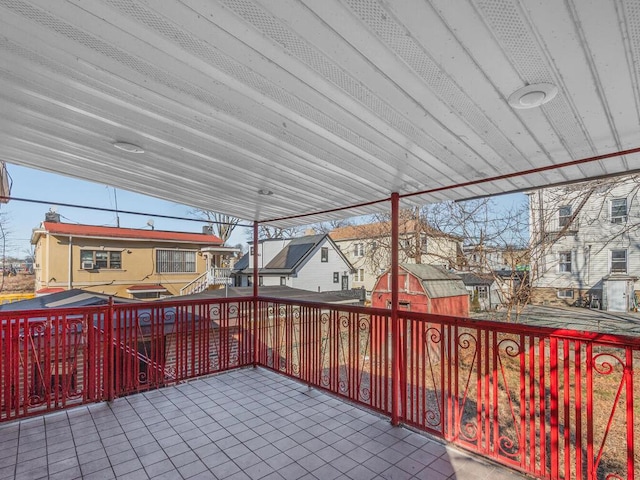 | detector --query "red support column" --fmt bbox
[252,221,259,366]
[106,297,114,402]
[391,192,400,425]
